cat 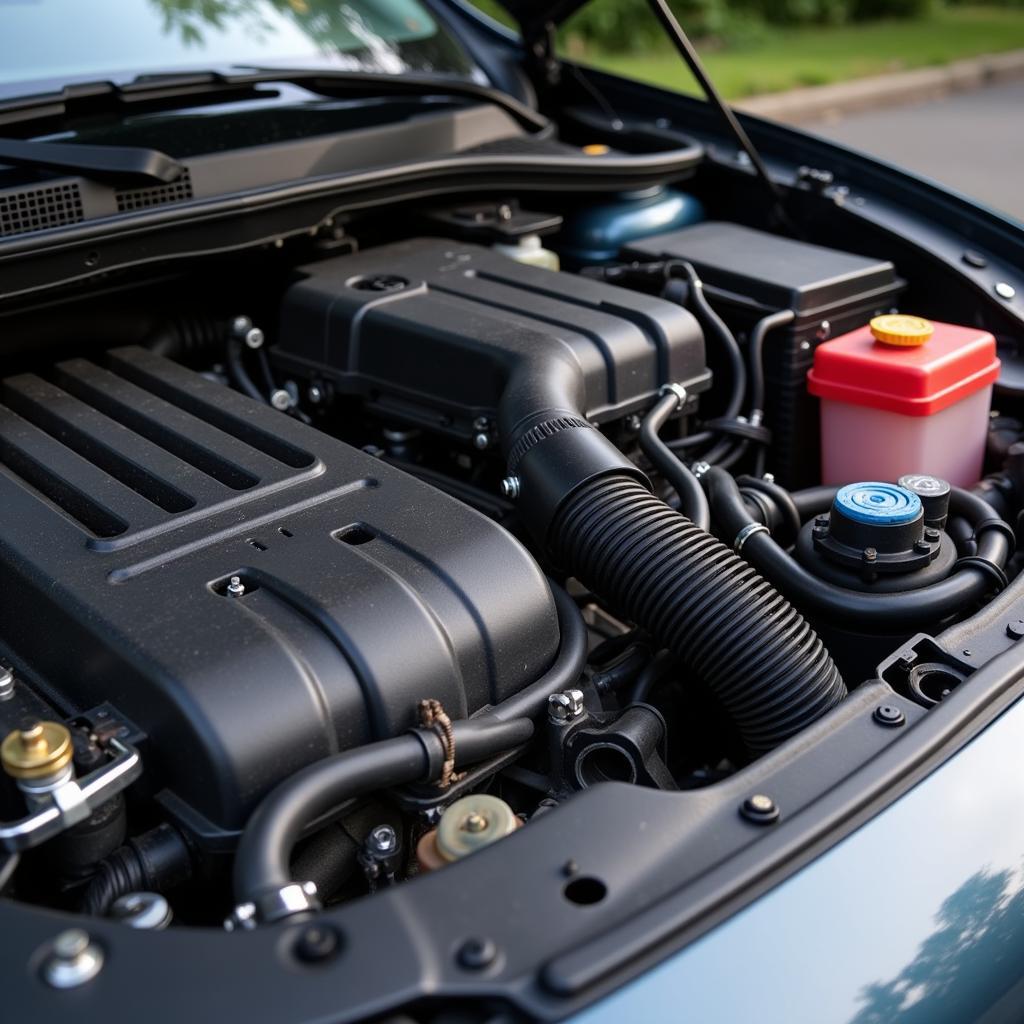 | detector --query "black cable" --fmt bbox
[639,391,711,530]
[645,0,797,236]
[226,336,267,403]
